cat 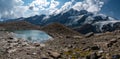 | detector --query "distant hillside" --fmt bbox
[0,21,41,31]
[41,23,81,38]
